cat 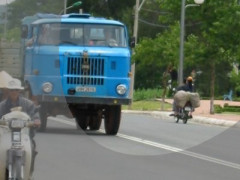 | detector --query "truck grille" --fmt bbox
[67,57,104,85]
